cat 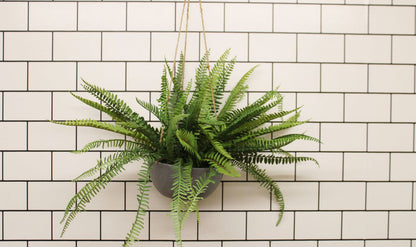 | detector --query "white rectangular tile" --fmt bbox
[29,62,76,90]
[53,92,100,121]
[393,36,416,63]
[295,212,341,239]
[4,212,51,240]
[391,153,416,180]
[271,241,316,247]
[343,211,388,239]
[321,64,367,92]
[3,152,51,180]
[54,32,101,61]
[298,34,344,63]
[389,212,416,238]
[126,62,165,91]
[296,153,343,181]
[0,182,26,210]
[0,122,27,150]
[322,5,368,33]
[77,62,125,90]
[226,3,272,32]
[366,240,411,247]
[28,122,75,150]
[29,242,75,247]
[321,123,367,151]
[4,32,52,61]
[223,182,270,210]
[102,212,148,240]
[199,212,245,240]
[368,124,413,151]
[151,32,200,61]
[128,2,175,31]
[392,95,416,122]
[320,182,366,210]
[78,2,126,31]
[150,212,196,240]
[367,182,412,210]
[274,63,320,92]
[394,0,416,4]
[0,2,28,30]
[102,32,150,61]
[247,212,293,240]
[344,153,390,181]
[370,6,415,34]
[176,3,223,32]
[346,35,391,63]
[28,182,74,210]
[274,4,320,33]
[249,34,296,62]
[273,182,318,210]
[202,33,248,62]
[53,212,100,240]
[345,94,390,122]
[77,181,124,210]
[369,65,414,93]
[0,62,27,91]
[319,241,363,247]
[29,2,77,31]
[224,242,269,247]
[4,92,51,120]
[52,152,99,181]
[297,93,344,122]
